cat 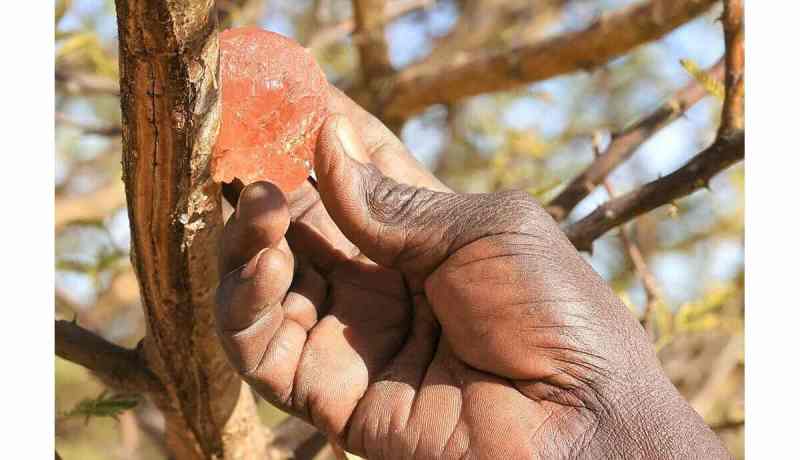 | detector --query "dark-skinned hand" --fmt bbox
[215,88,731,459]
